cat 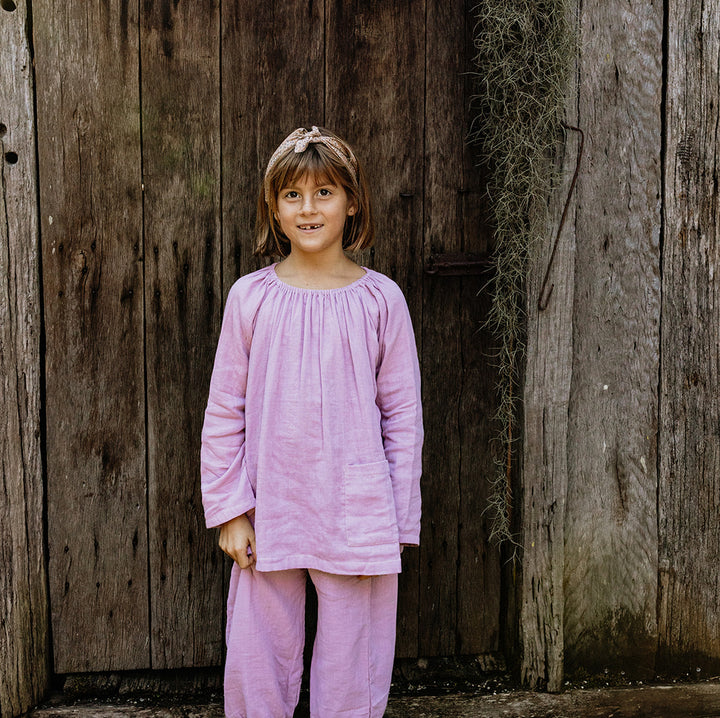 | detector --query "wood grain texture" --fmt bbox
[659,0,720,671]
[519,0,581,688]
[141,0,224,668]
[564,0,662,675]
[422,0,501,657]
[34,0,149,672]
[27,0,508,675]
[457,271,500,657]
[325,0,426,657]
[0,2,49,715]
[220,0,324,291]
[520,124,578,690]
[456,0,501,657]
[422,0,463,656]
